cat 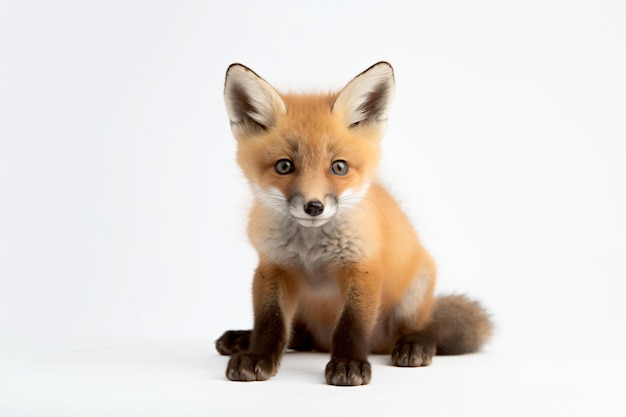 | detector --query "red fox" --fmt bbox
[215,62,493,385]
